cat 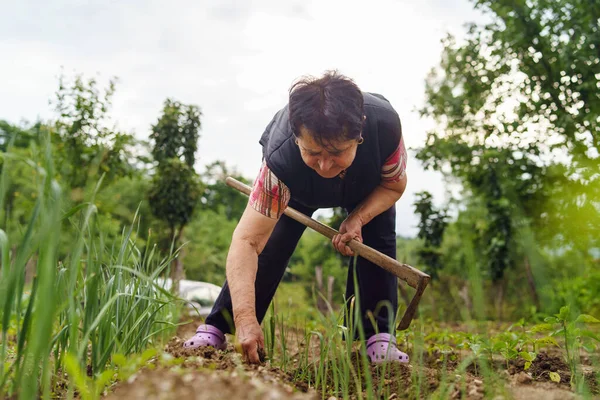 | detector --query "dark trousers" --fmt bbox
[205,200,398,338]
